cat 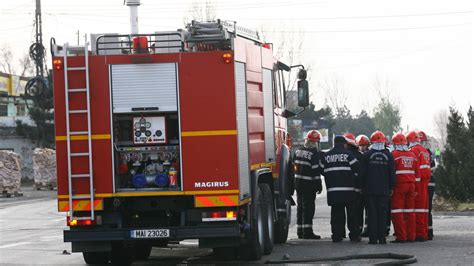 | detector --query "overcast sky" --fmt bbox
[1,0,473,137]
